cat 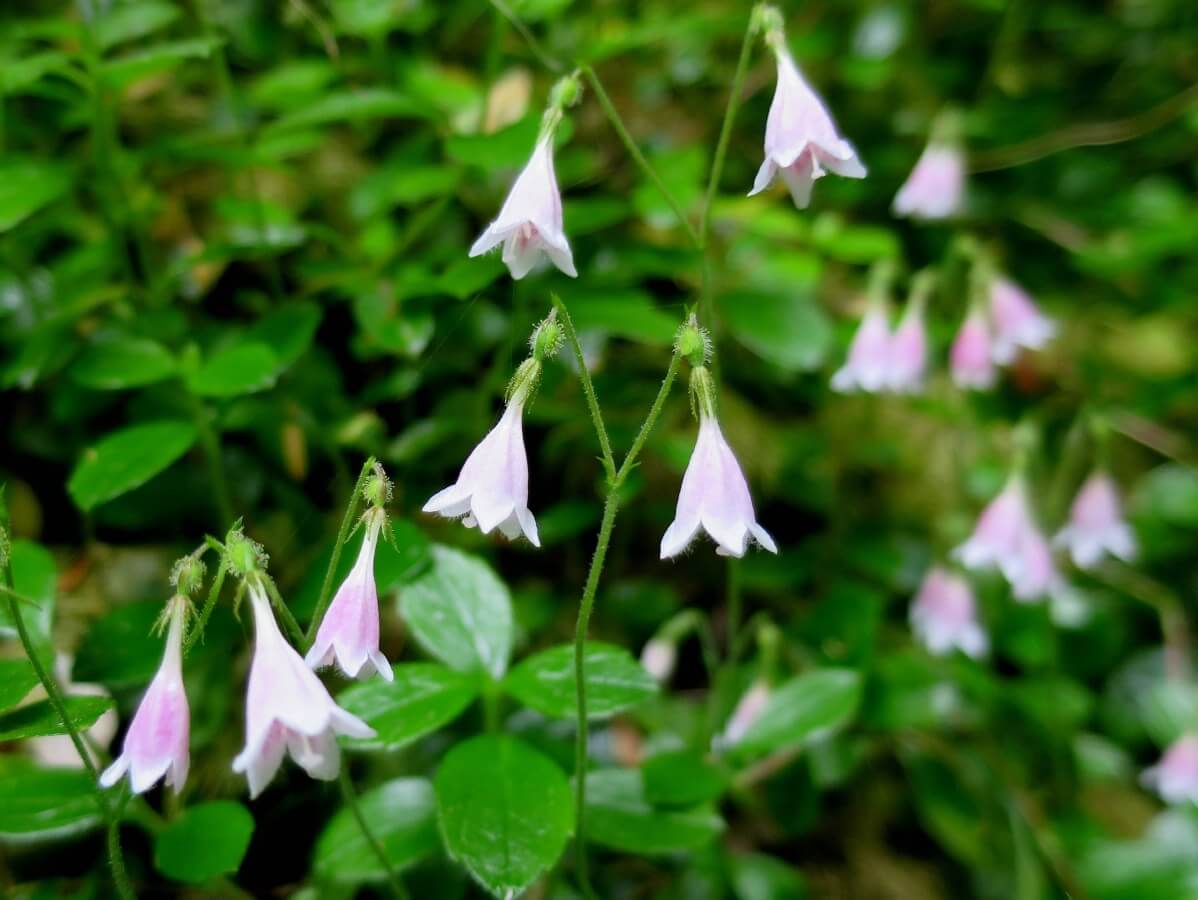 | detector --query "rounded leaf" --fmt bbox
[154,802,254,883]
[313,779,438,884]
[503,642,657,720]
[67,420,198,511]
